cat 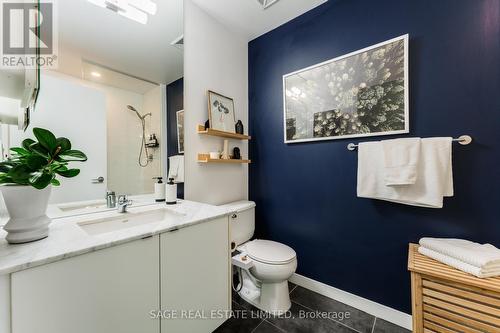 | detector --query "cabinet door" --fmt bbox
[160,217,230,333]
[11,236,160,333]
